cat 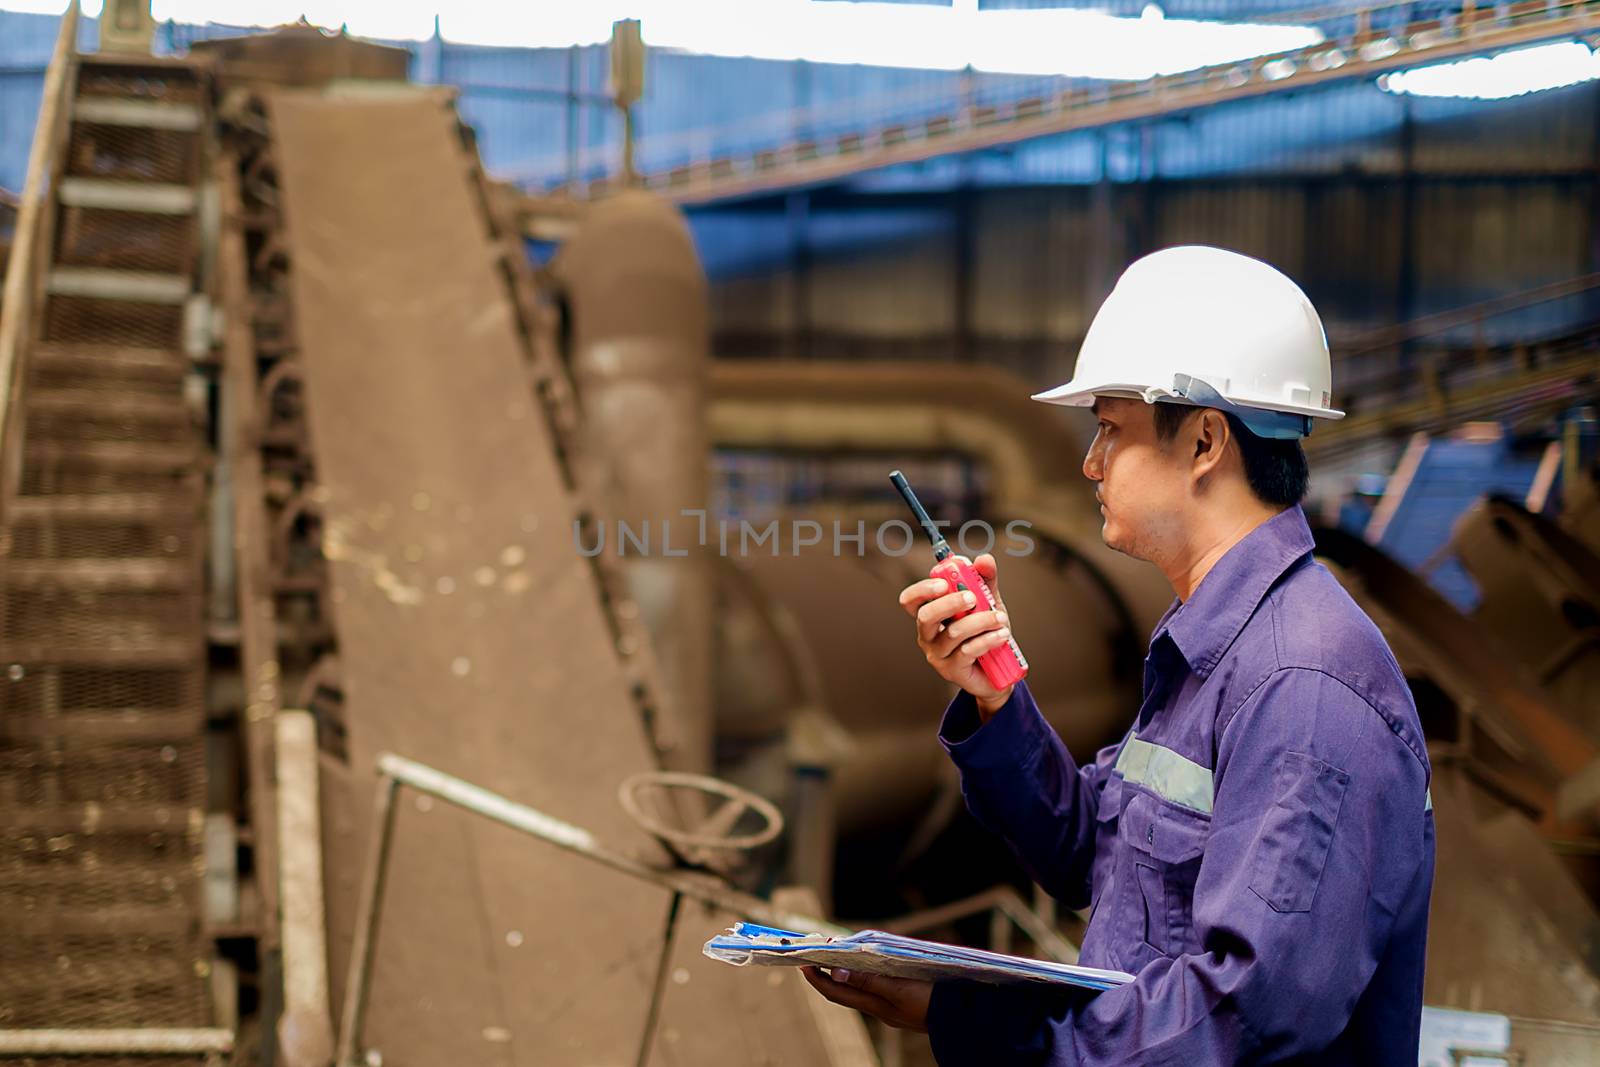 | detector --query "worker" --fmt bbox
[802,246,1435,1064]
